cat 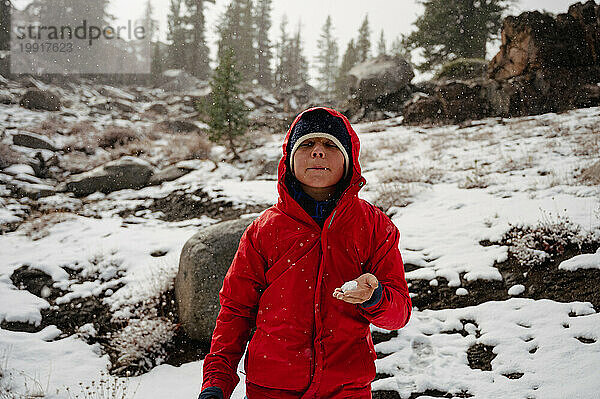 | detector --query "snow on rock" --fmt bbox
[508,284,526,296]
[0,214,198,323]
[3,164,35,176]
[455,288,468,296]
[558,248,600,271]
[373,299,599,398]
